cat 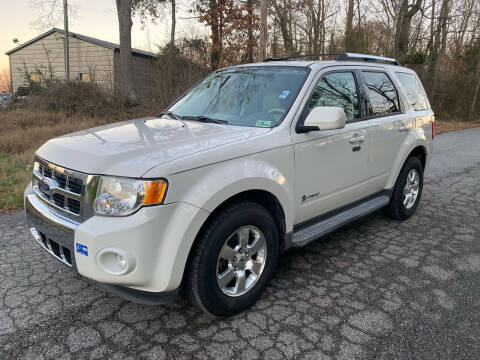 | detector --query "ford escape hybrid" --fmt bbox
[25,53,434,316]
